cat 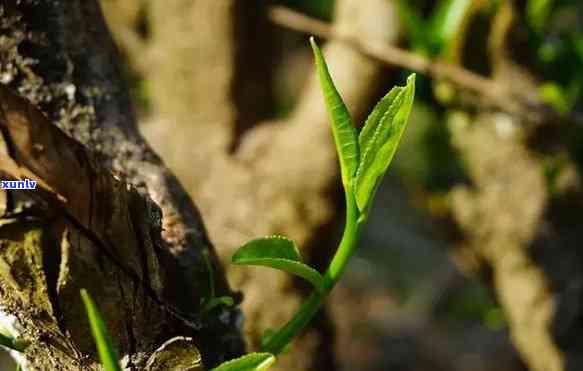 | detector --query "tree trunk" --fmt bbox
[0,1,243,369]
[447,3,583,371]
[100,0,401,369]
